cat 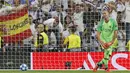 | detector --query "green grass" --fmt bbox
[0,70,130,73]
